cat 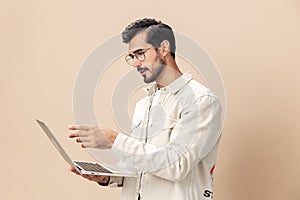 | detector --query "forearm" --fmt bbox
[111,95,222,182]
[111,133,198,182]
